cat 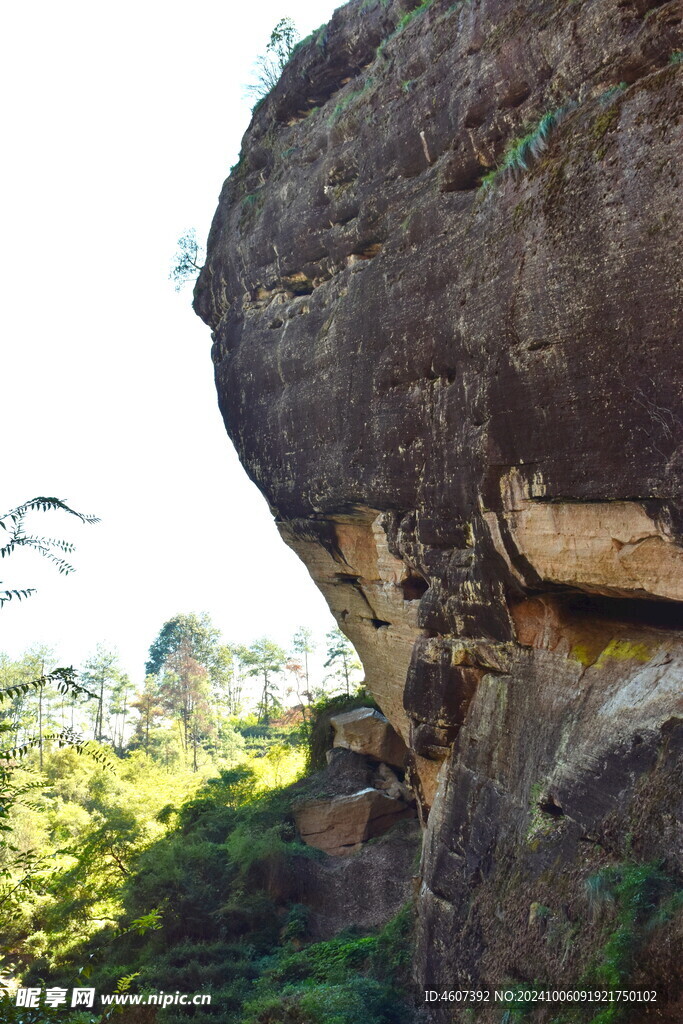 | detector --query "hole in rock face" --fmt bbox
[370,618,391,630]
[334,573,361,585]
[401,573,429,602]
[463,104,488,128]
[290,281,314,296]
[538,796,565,818]
[498,81,531,109]
[354,242,383,260]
